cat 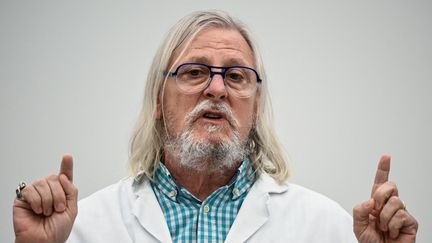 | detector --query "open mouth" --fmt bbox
[187,104,236,128]
[203,112,223,119]
[197,110,228,123]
